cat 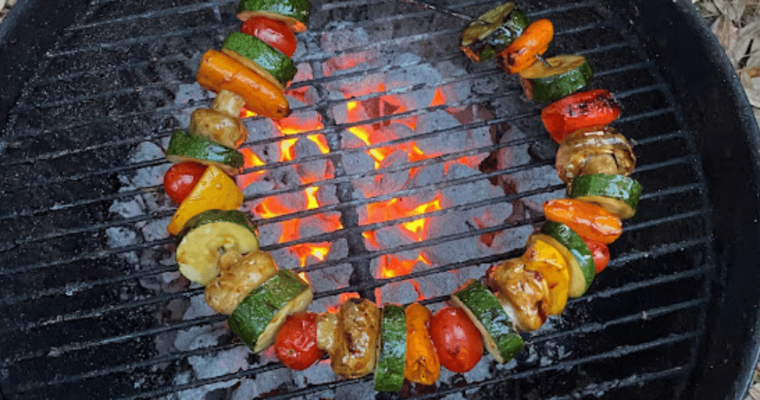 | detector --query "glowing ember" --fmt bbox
[327,292,360,313]
[239,107,257,119]
[379,254,430,279]
[298,271,310,284]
